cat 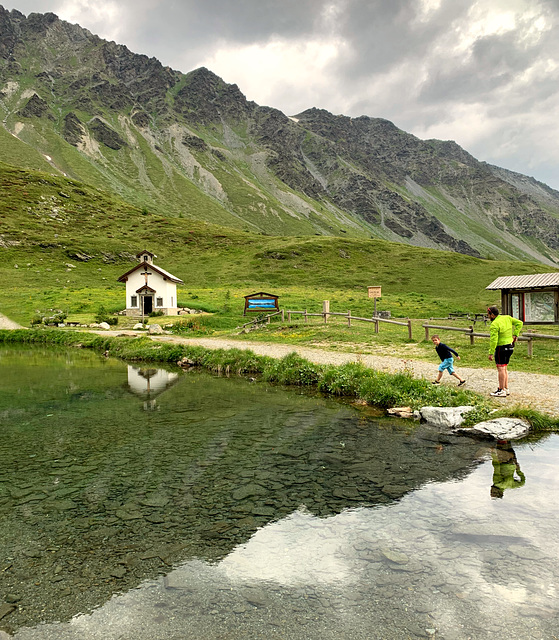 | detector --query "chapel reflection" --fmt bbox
[126,364,180,410]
